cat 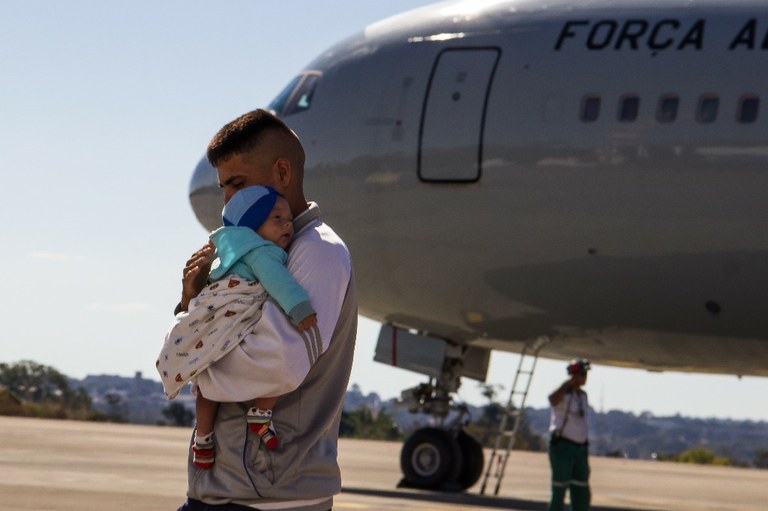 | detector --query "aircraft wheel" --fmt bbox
[456,429,484,489]
[400,427,462,489]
